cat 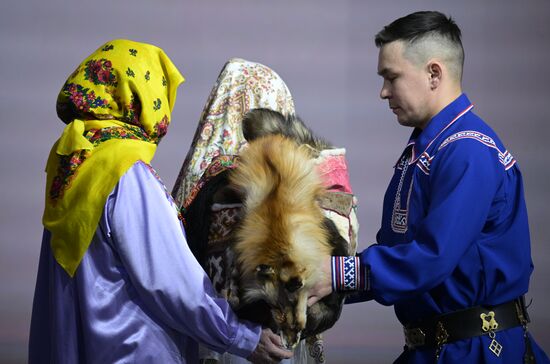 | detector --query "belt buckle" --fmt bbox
[404,327,426,349]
